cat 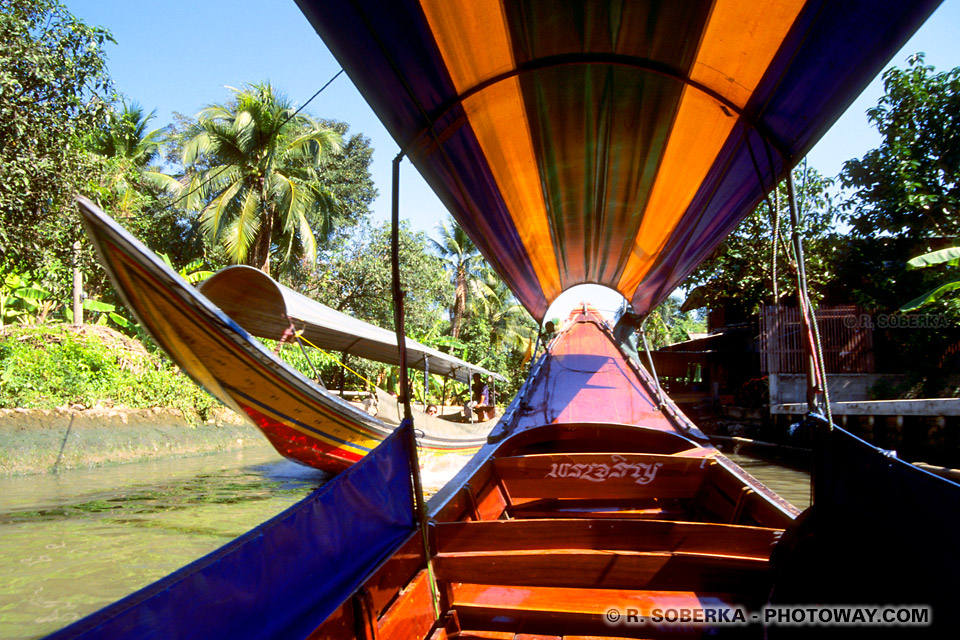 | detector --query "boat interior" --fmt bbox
[313,422,797,639]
